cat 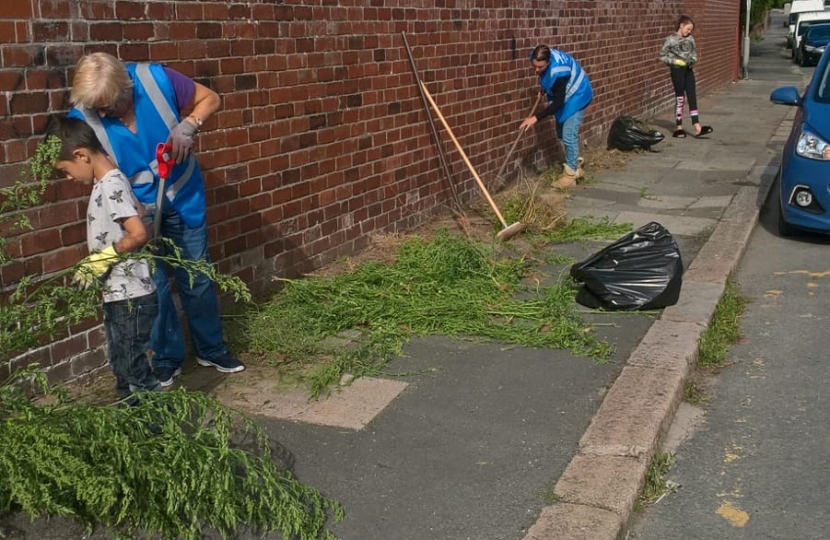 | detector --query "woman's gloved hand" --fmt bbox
[166,119,199,164]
